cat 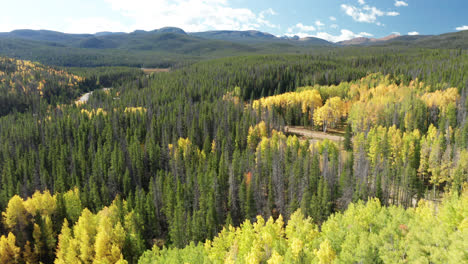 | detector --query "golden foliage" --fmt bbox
[0,57,83,98]
[80,108,107,118]
[315,239,336,264]
[420,88,459,111]
[313,97,346,132]
[23,190,57,217]
[0,233,21,264]
[247,121,268,150]
[253,89,323,114]
[124,107,147,114]
[223,86,242,105]
[2,195,28,230]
